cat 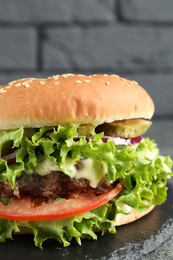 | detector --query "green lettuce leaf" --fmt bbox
[0,219,19,243]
